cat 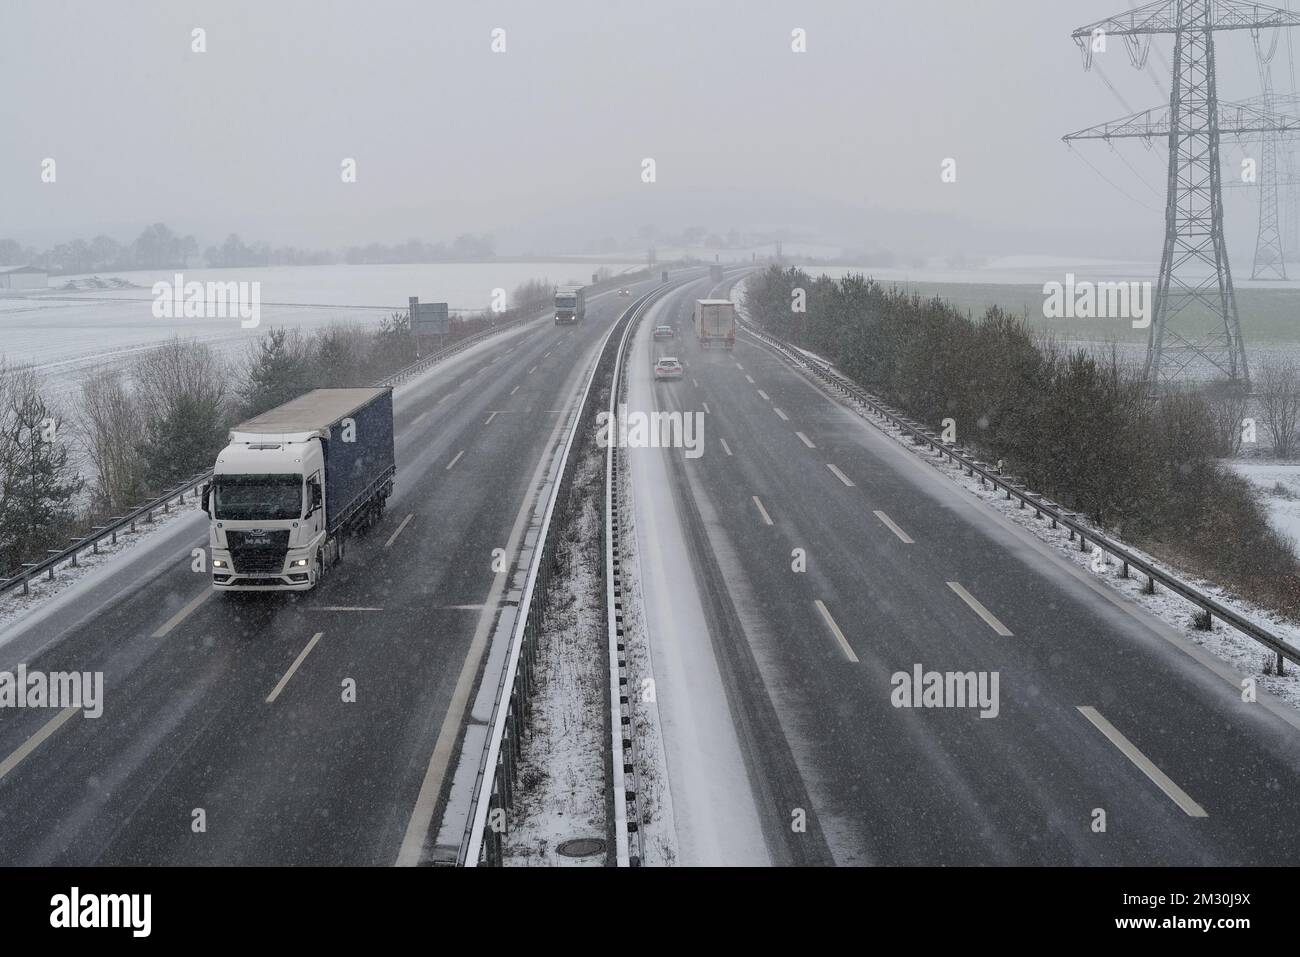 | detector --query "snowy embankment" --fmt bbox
[1229,462,1300,560]
[503,447,607,866]
[733,288,1300,713]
